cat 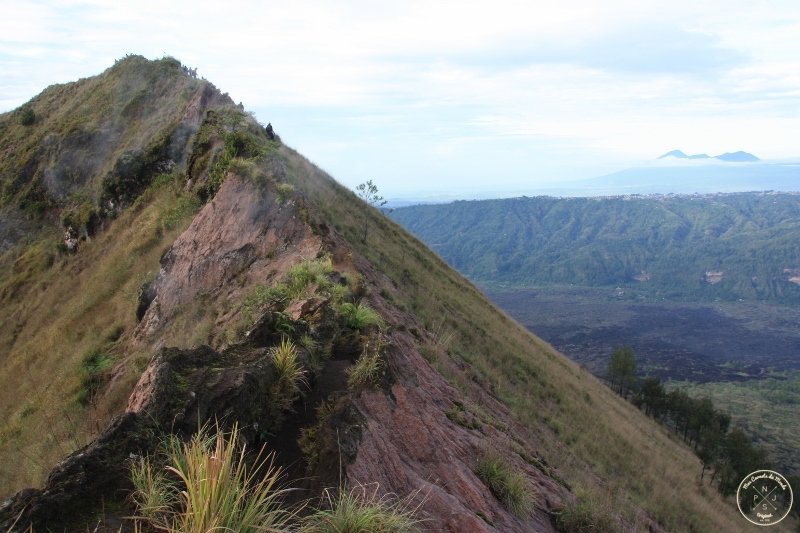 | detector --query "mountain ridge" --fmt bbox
[390,192,800,304]
[0,56,756,532]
